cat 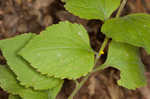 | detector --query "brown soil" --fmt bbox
[0,0,150,99]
